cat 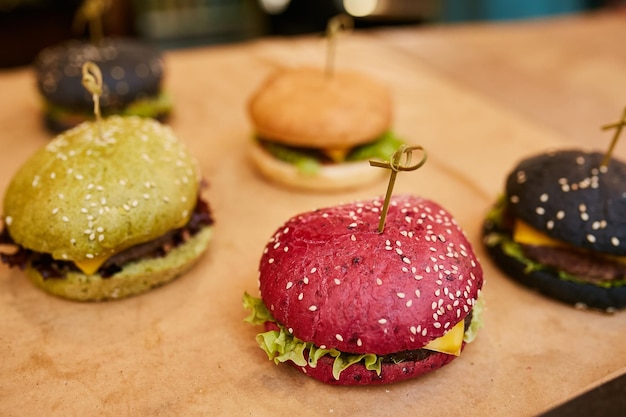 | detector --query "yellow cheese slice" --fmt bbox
[513,219,565,247]
[513,219,626,264]
[423,319,465,356]
[74,257,109,275]
[323,147,350,163]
